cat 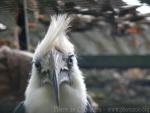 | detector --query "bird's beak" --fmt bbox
[51,48,70,106]
[52,68,60,106]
